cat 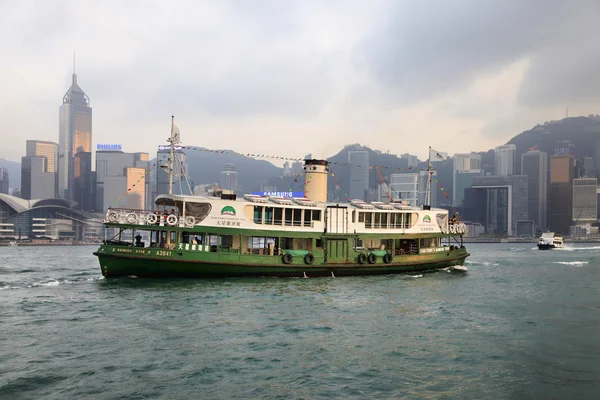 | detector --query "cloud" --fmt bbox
[0,0,599,167]
[356,1,600,107]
